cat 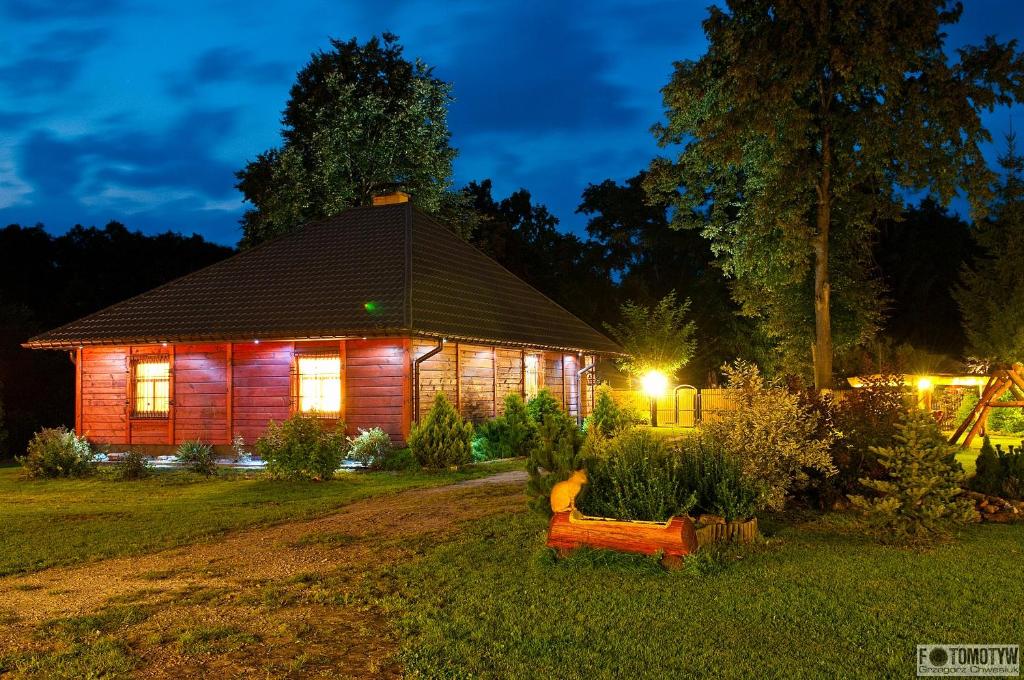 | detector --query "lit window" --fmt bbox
[524,354,540,399]
[133,357,170,418]
[298,355,341,416]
